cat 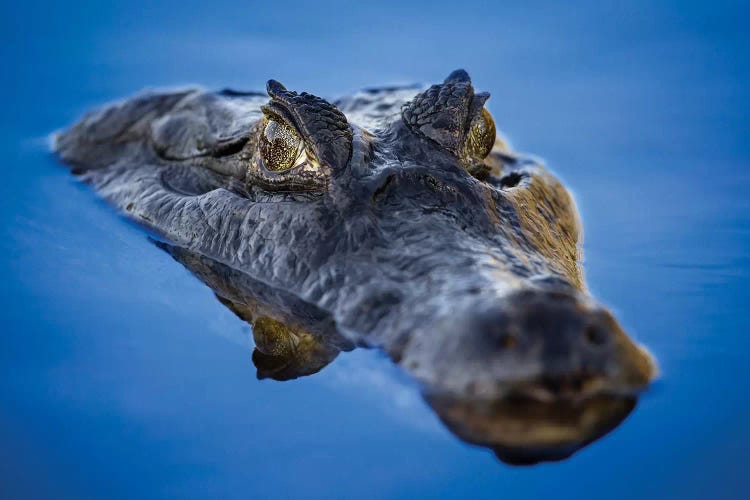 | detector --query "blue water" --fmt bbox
[1,0,749,498]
